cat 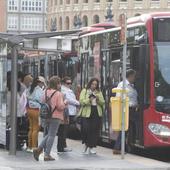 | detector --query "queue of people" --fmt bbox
[6,69,138,161]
